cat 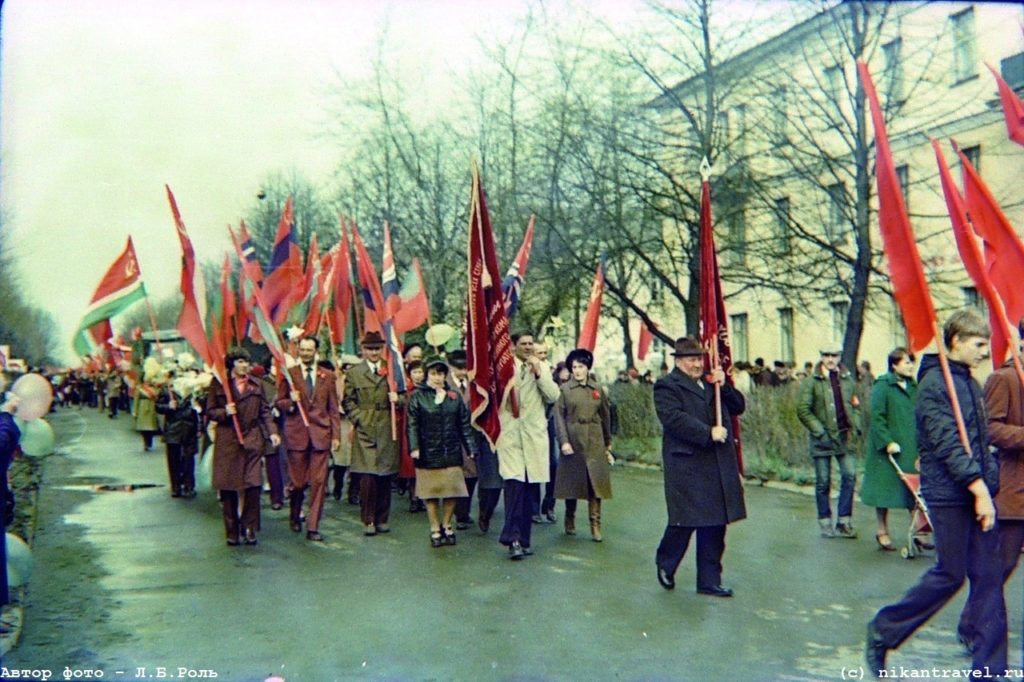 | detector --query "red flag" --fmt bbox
[382,222,402,320]
[637,319,654,362]
[466,166,518,447]
[858,62,937,353]
[330,219,354,345]
[933,139,1012,366]
[238,221,264,285]
[166,186,213,368]
[303,239,336,336]
[956,144,1024,343]
[698,176,743,473]
[219,253,236,346]
[263,197,303,325]
[502,215,536,318]
[394,258,431,335]
[577,255,606,352]
[350,222,387,334]
[988,63,1024,146]
[72,237,146,357]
